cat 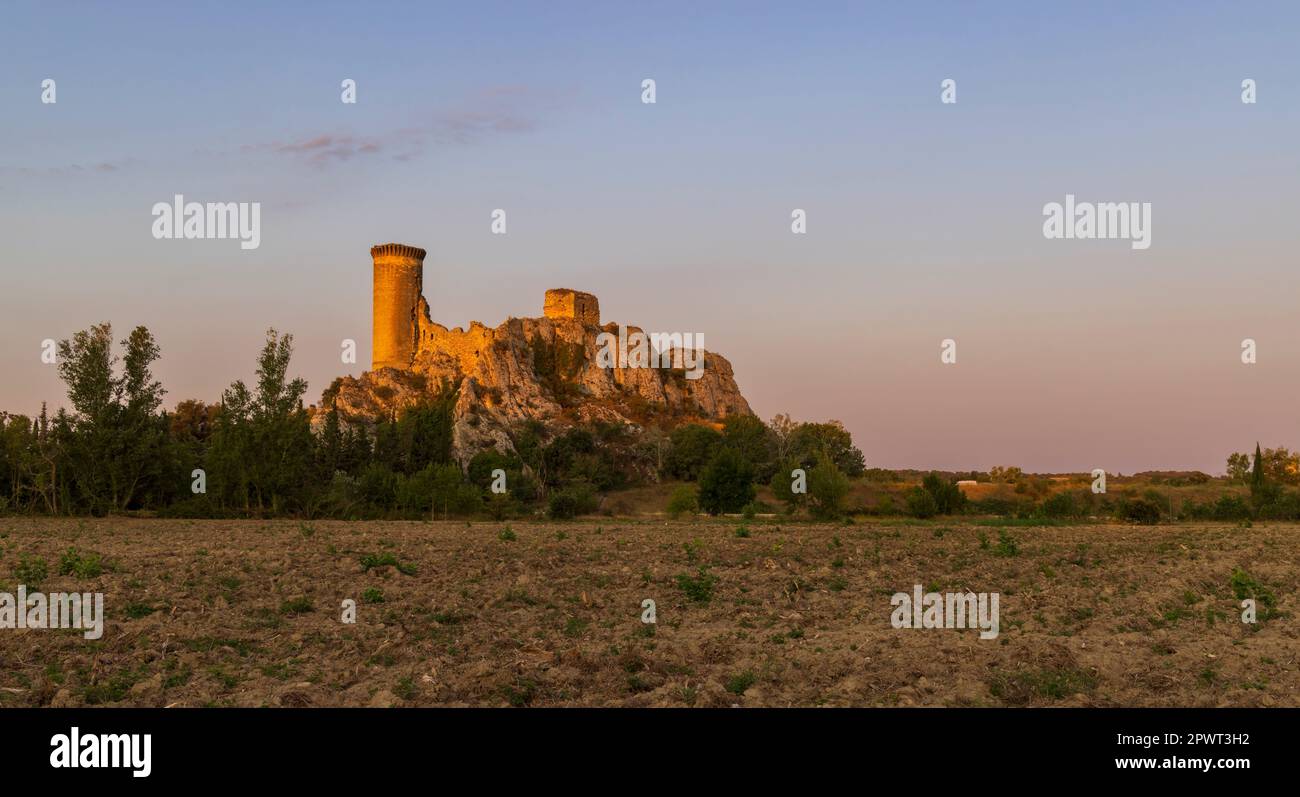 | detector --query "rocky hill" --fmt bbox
[321,307,752,464]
